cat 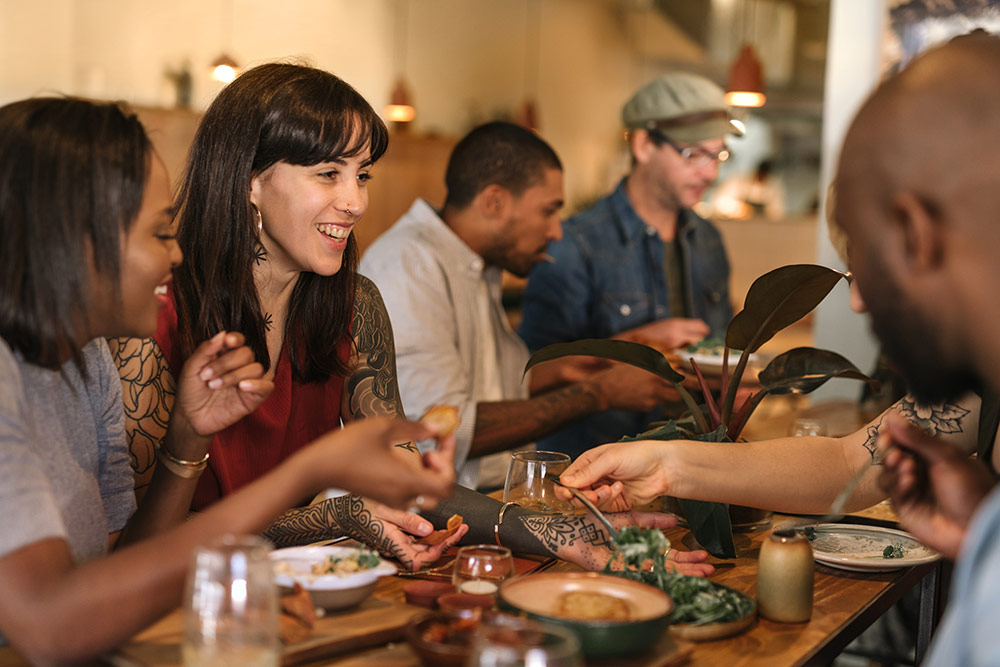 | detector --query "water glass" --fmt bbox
[467,615,583,667]
[182,534,279,667]
[452,545,515,596]
[788,417,827,437]
[503,450,572,513]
